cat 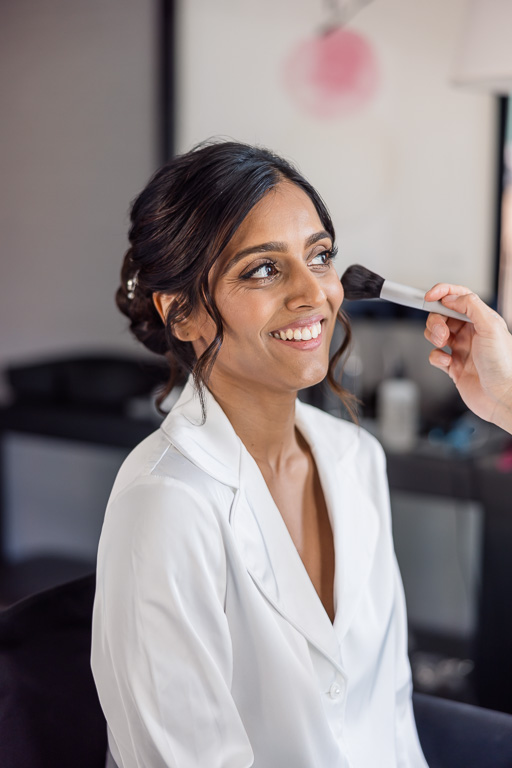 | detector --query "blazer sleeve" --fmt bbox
[91,477,254,768]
